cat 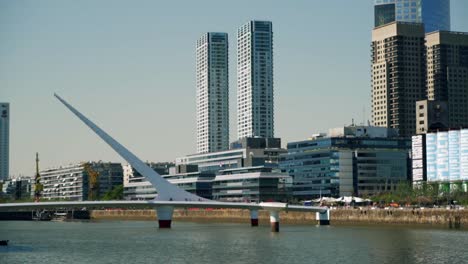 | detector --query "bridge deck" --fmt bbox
[0,201,327,213]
